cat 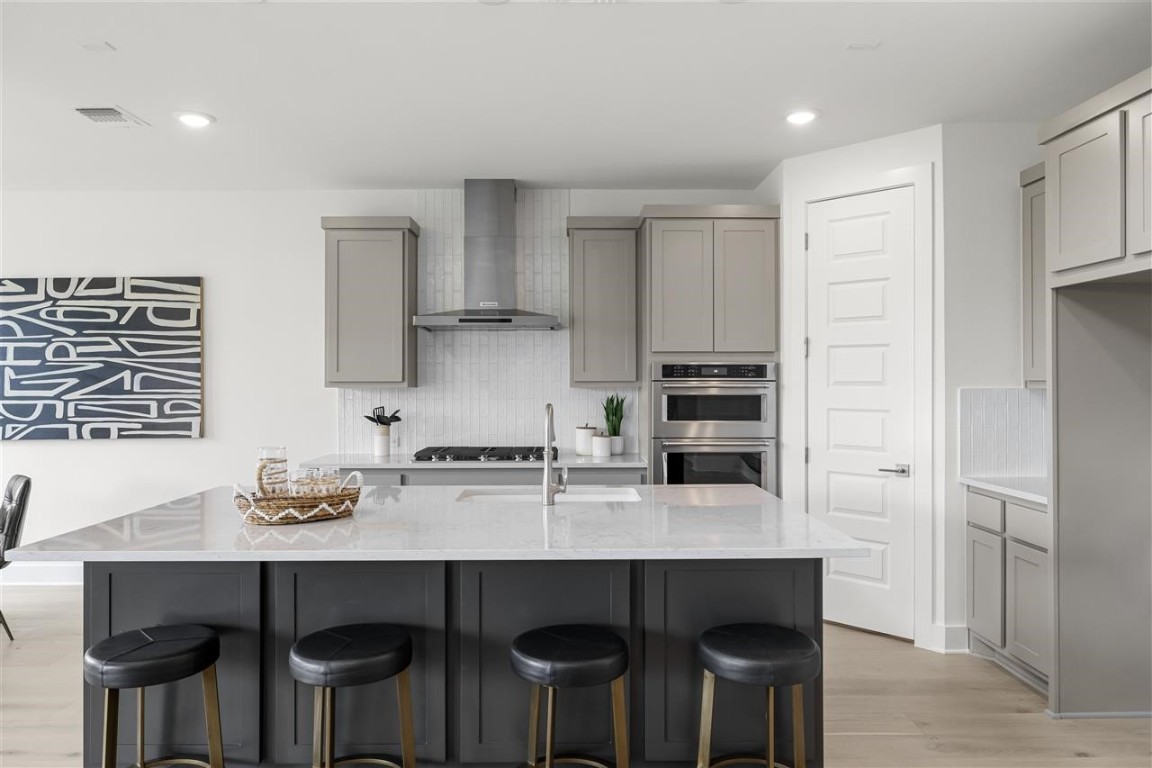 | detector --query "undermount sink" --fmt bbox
[455,487,642,504]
